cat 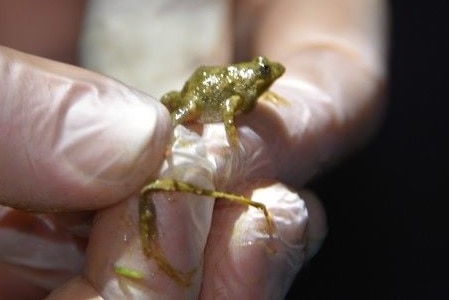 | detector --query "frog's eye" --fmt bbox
[255,56,271,76]
[260,64,271,77]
